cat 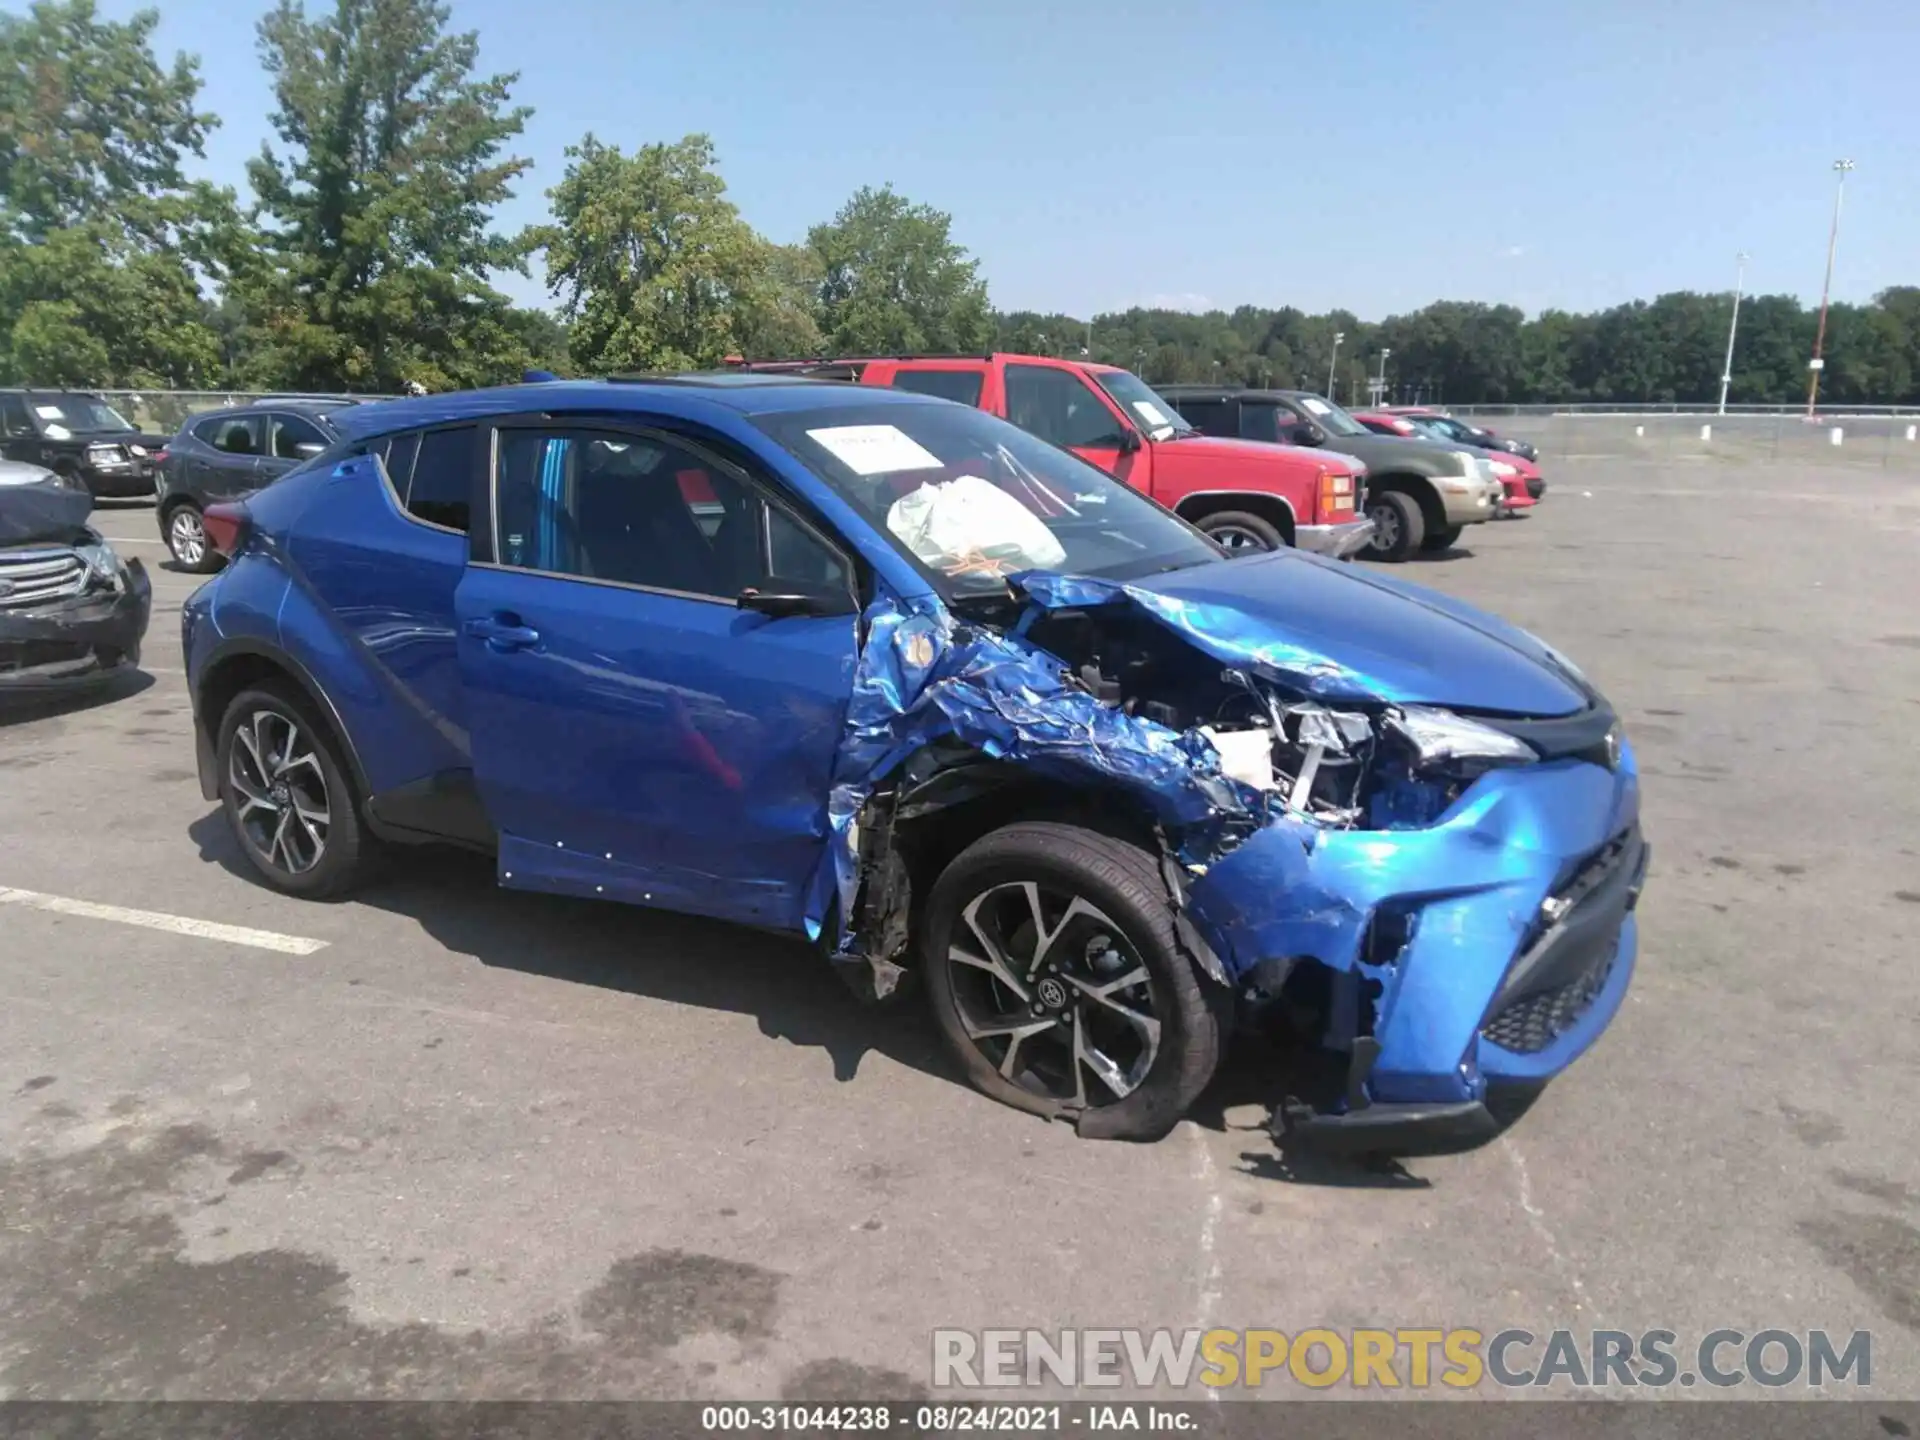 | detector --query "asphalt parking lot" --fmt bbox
[3,460,1918,1402]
